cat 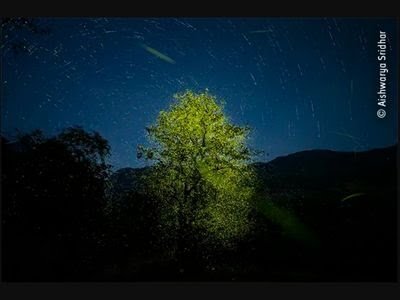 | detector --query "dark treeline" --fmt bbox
[2,127,157,280]
[1,127,397,281]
